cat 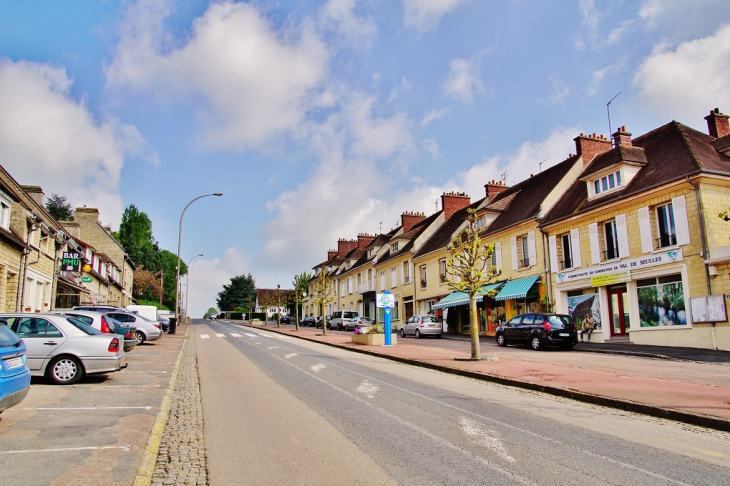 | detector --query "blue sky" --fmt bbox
[1,0,729,317]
